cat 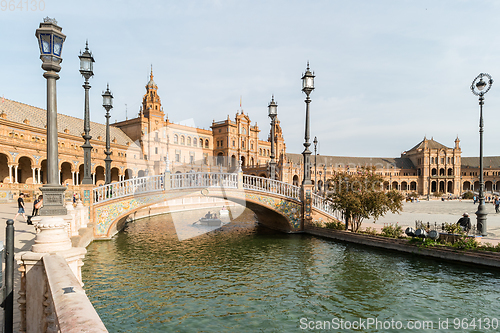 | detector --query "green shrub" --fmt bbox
[364,227,378,235]
[443,222,463,234]
[381,223,403,238]
[325,220,345,230]
[452,237,478,250]
[462,191,474,200]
